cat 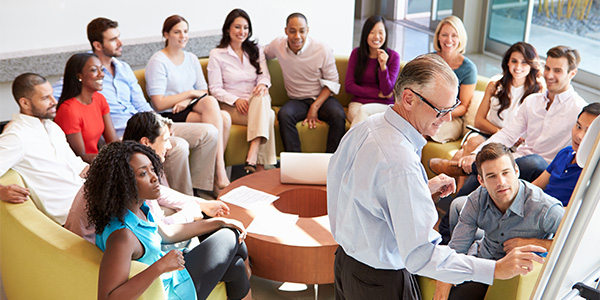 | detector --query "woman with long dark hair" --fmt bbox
[87,141,251,300]
[345,15,400,127]
[56,52,119,163]
[145,15,231,189]
[428,42,543,181]
[208,8,276,173]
